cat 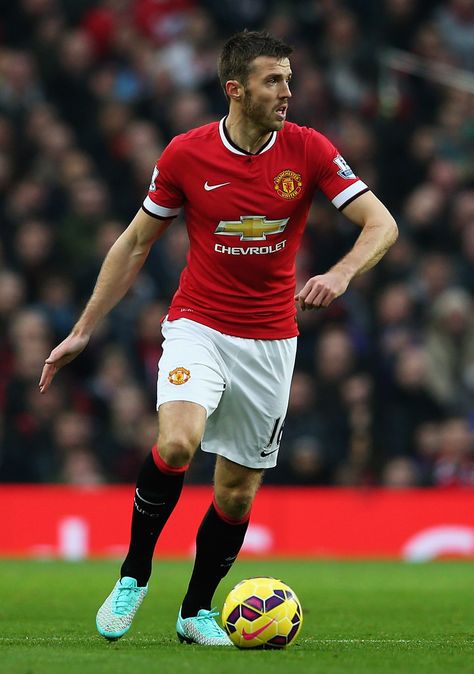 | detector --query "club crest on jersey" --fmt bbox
[333,154,356,179]
[214,215,288,241]
[274,169,302,200]
[168,367,190,385]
